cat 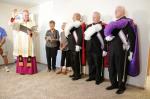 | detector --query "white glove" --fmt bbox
[75,45,81,52]
[128,52,133,61]
[123,44,130,50]
[102,51,107,57]
[105,36,115,41]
